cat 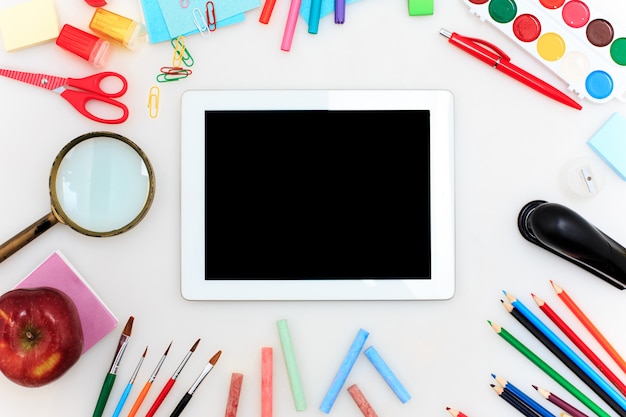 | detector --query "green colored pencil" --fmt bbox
[488,320,611,417]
